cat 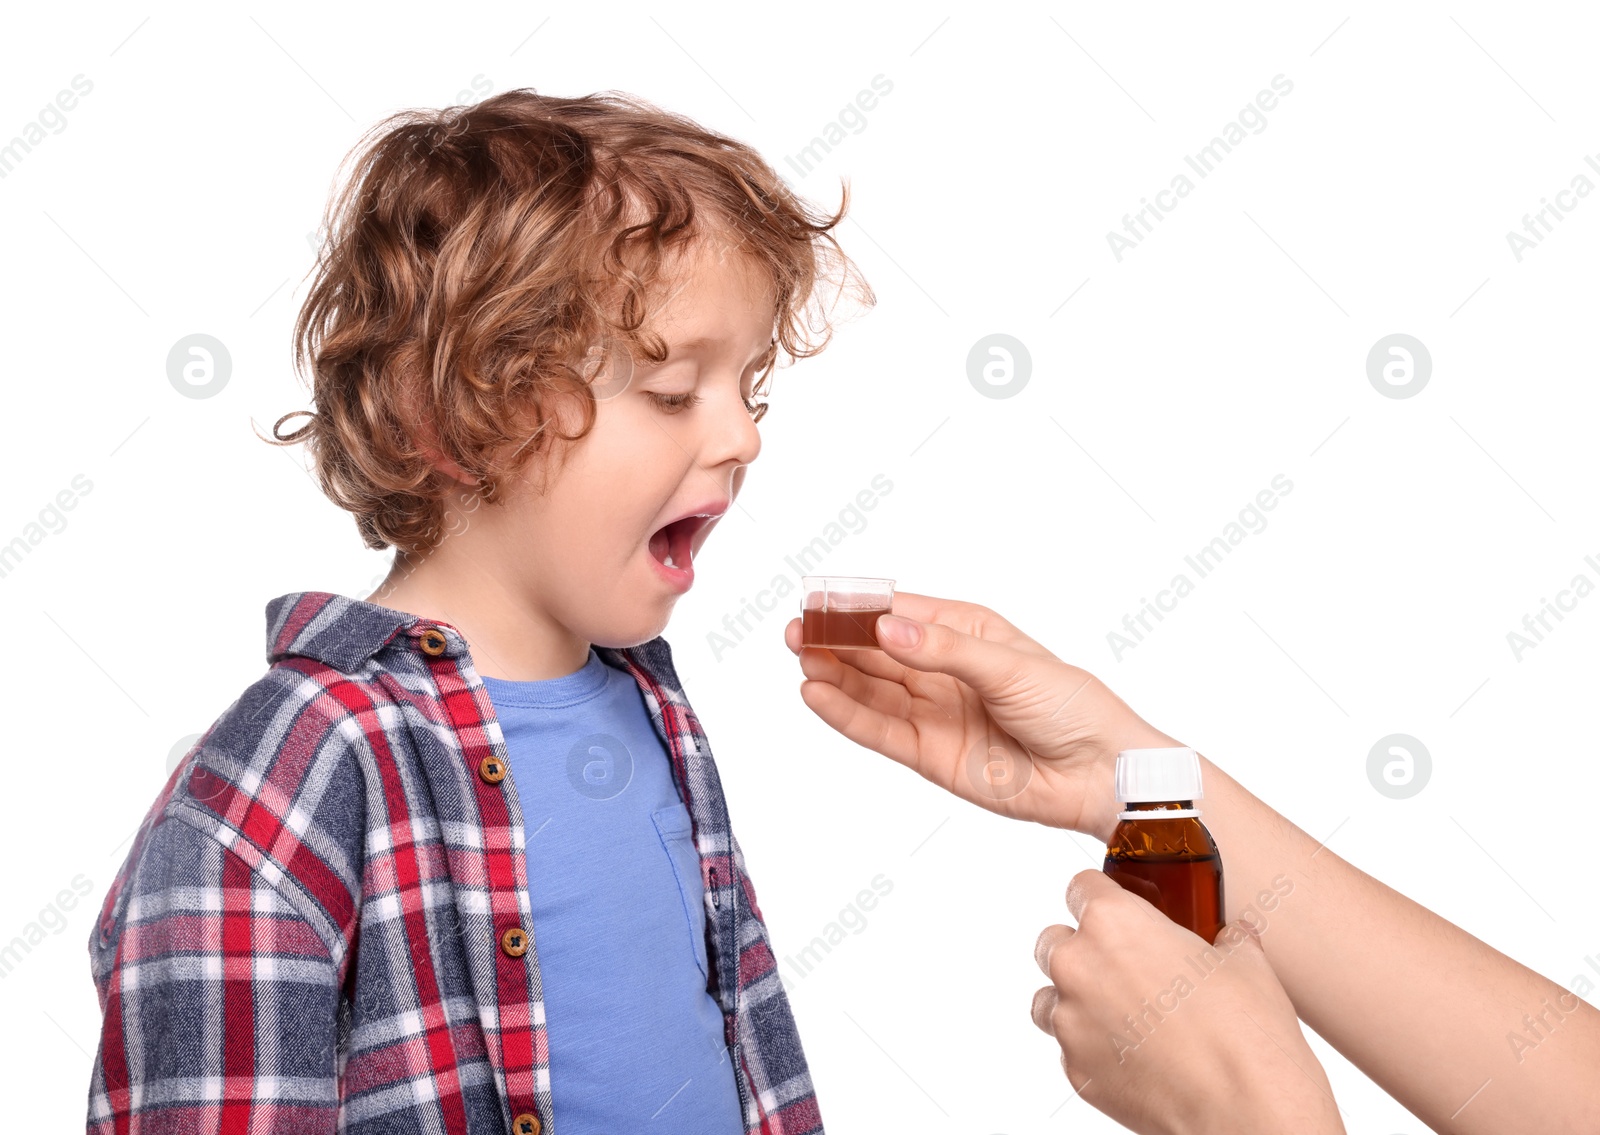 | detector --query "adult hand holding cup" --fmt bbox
[784,588,1180,840]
